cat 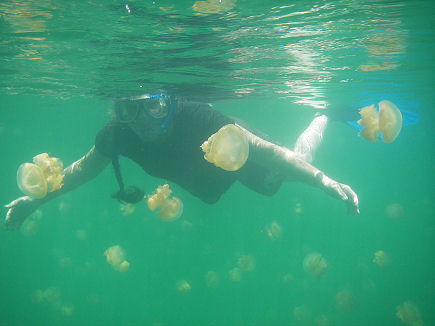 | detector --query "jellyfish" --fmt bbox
[373,250,390,268]
[60,303,74,317]
[396,301,423,325]
[334,290,356,313]
[201,124,249,171]
[17,153,64,199]
[385,203,404,219]
[120,203,135,216]
[302,252,328,278]
[228,267,242,282]
[205,271,219,288]
[237,254,256,272]
[176,280,191,294]
[104,245,130,272]
[264,221,282,241]
[357,100,402,143]
[146,184,183,221]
